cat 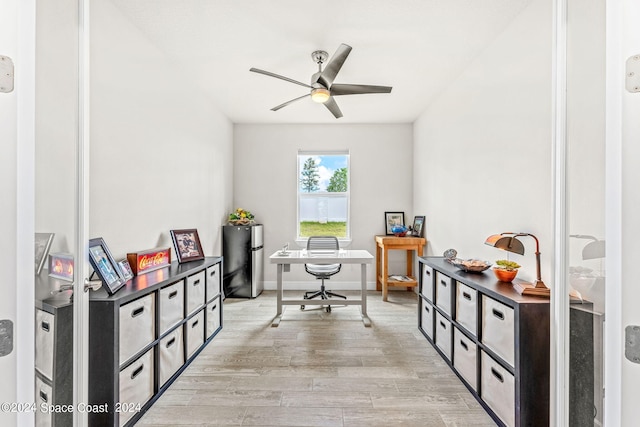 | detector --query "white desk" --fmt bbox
[269,249,374,327]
